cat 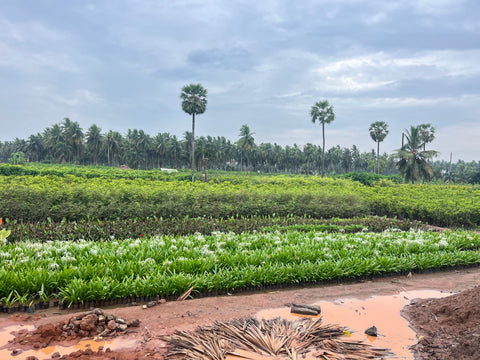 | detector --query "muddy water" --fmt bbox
[0,325,137,360]
[0,289,450,360]
[257,289,450,360]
